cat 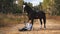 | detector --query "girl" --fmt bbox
[19,20,32,31]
